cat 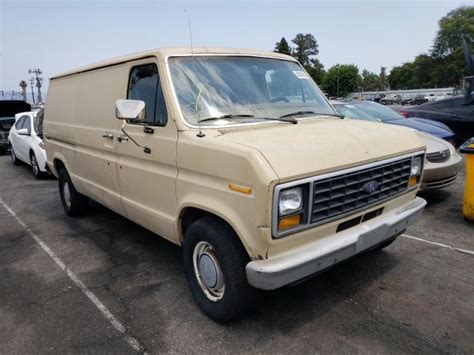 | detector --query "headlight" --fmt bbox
[411,156,422,176]
[408,155,423,187]
[279,187,303,215]
[274,184,309,236]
